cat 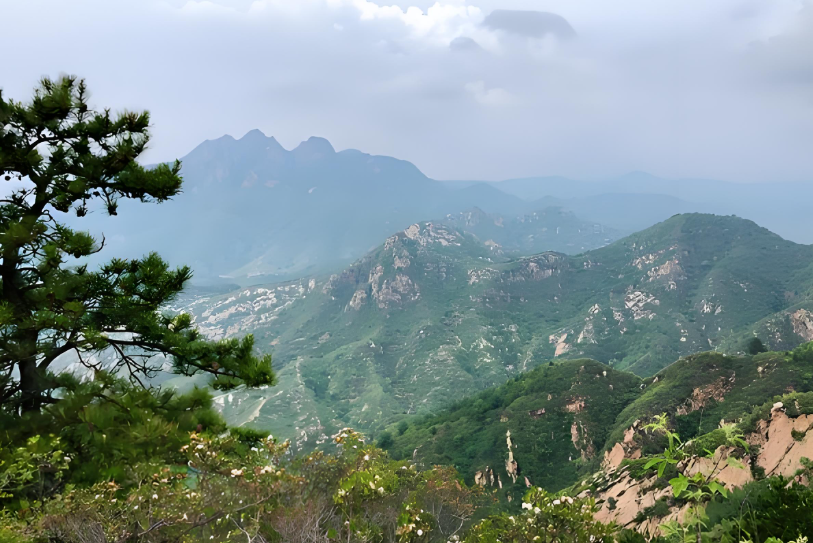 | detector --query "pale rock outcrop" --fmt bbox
[593,406,813,536]
[348,289,367,310]
[791,309,813,341]
[505,430,518,483]
[624,290,659,320]
[549,332,571,357]
[675,375,735,416]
